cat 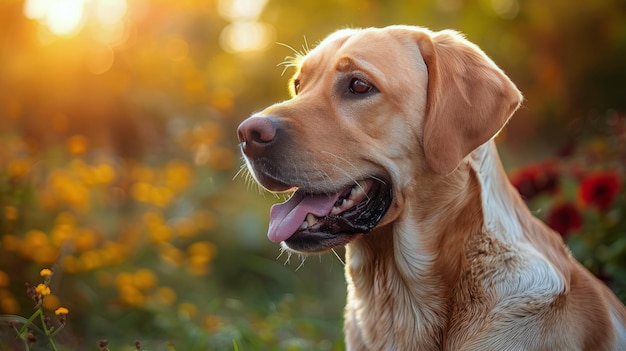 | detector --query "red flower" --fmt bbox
[510,161,559,201]
[546,202,583,237]
[578,172,622,211]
